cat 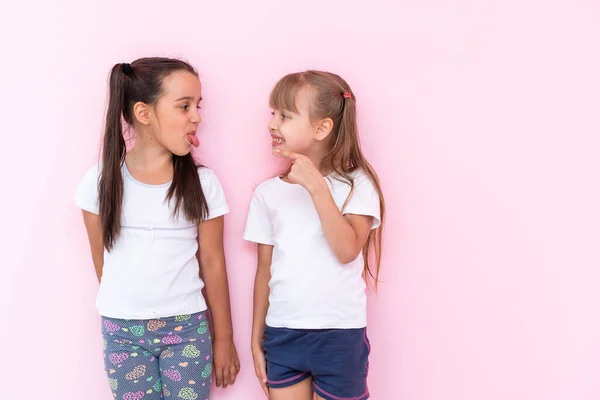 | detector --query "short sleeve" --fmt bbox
[74,164,101,214]
[343,174,381,229]
[199,168,230,220]
[243,187,274,245]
